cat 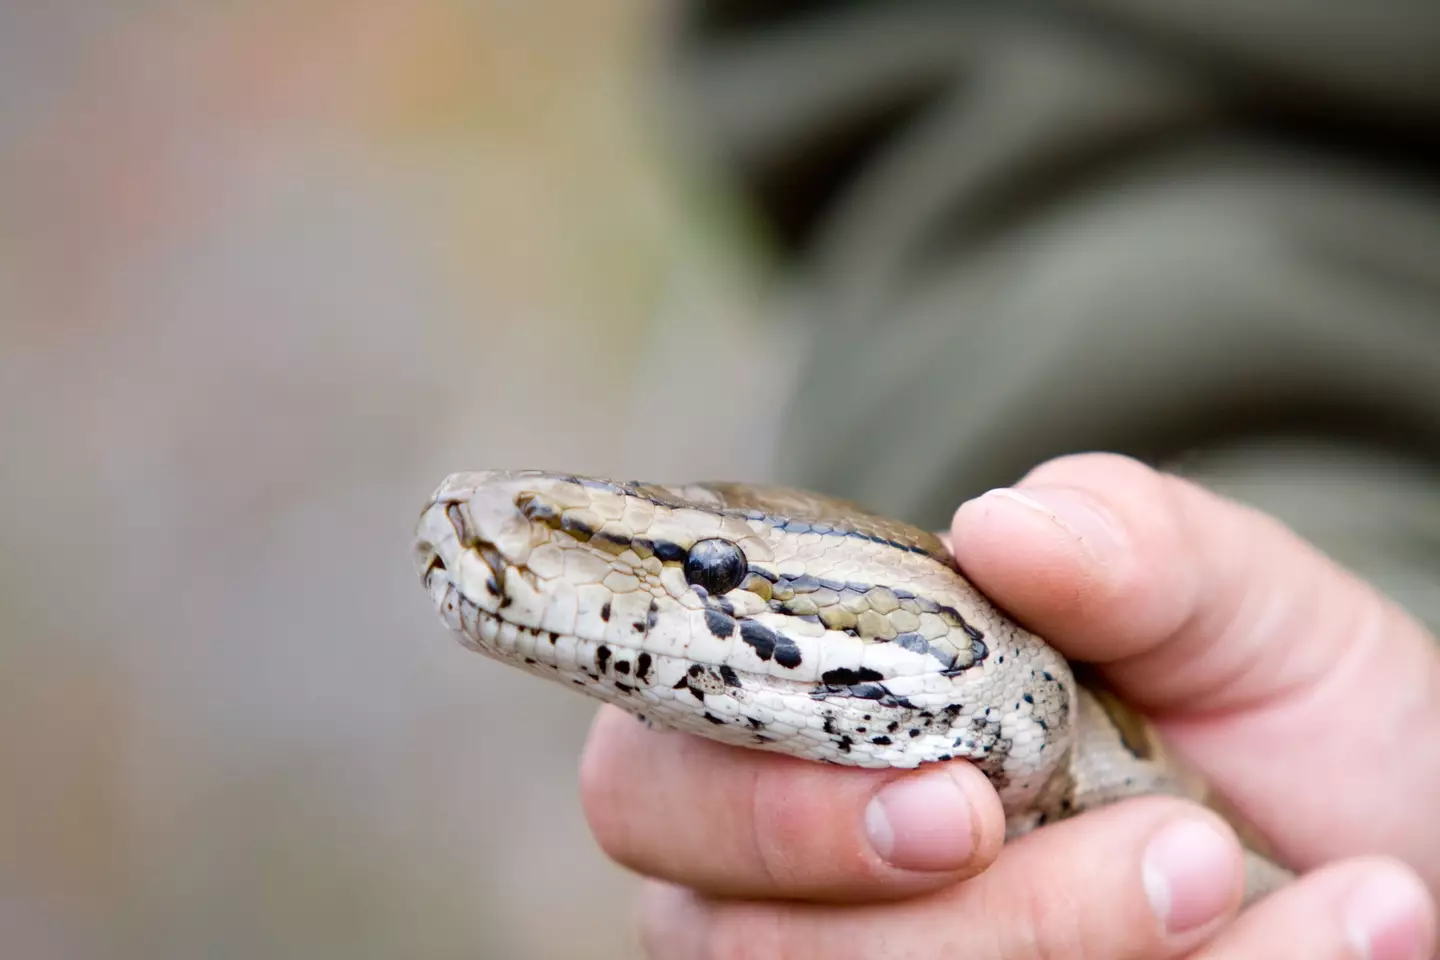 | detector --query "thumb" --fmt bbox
[950,453,1440,895]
